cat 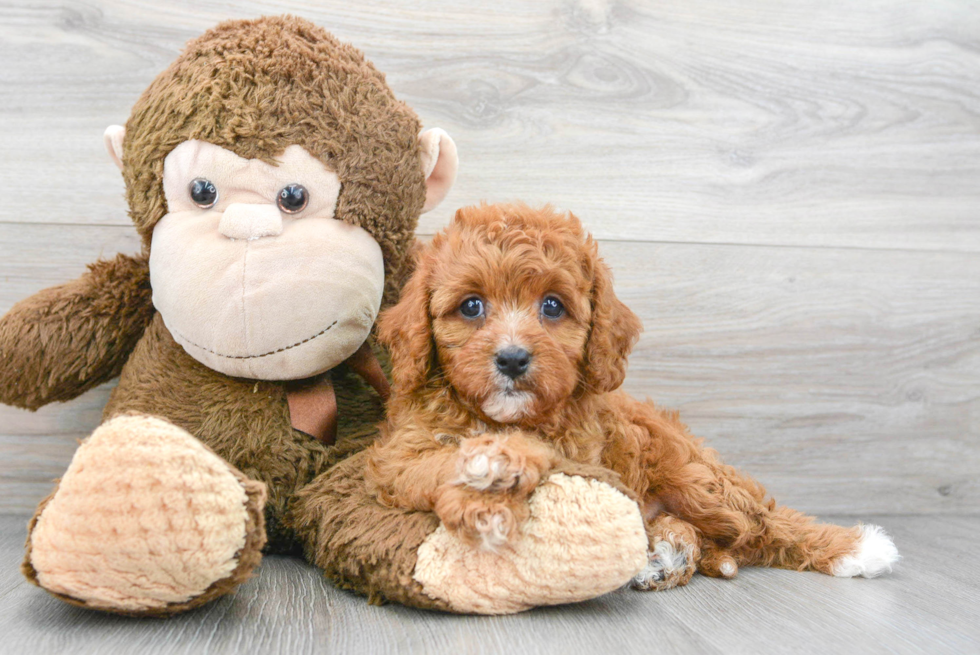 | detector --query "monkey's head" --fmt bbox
[104,16,457,380]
